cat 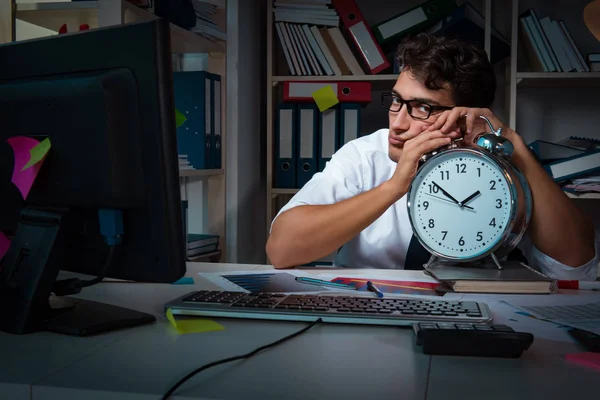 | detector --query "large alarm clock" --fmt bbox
[406,116,532,269]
